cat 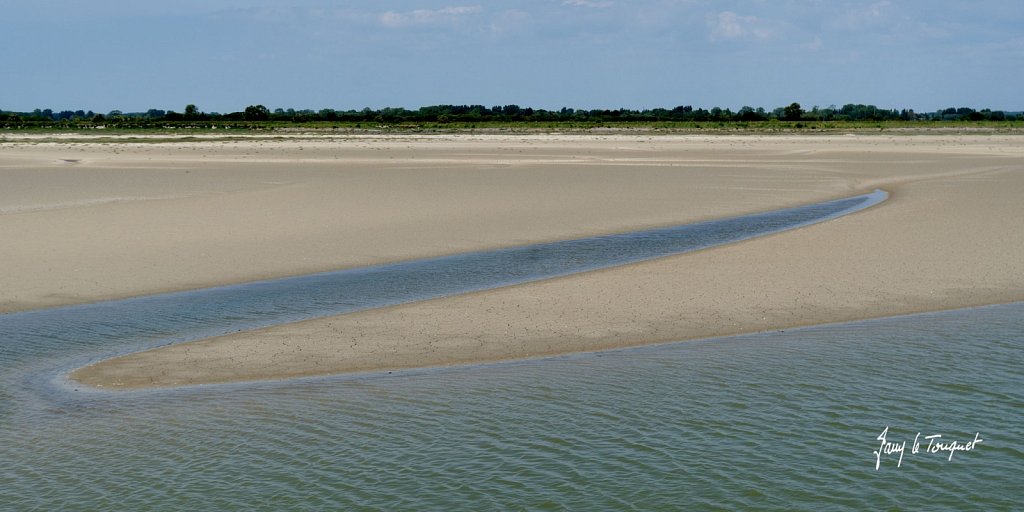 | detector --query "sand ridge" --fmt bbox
[3,133,1021,388]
